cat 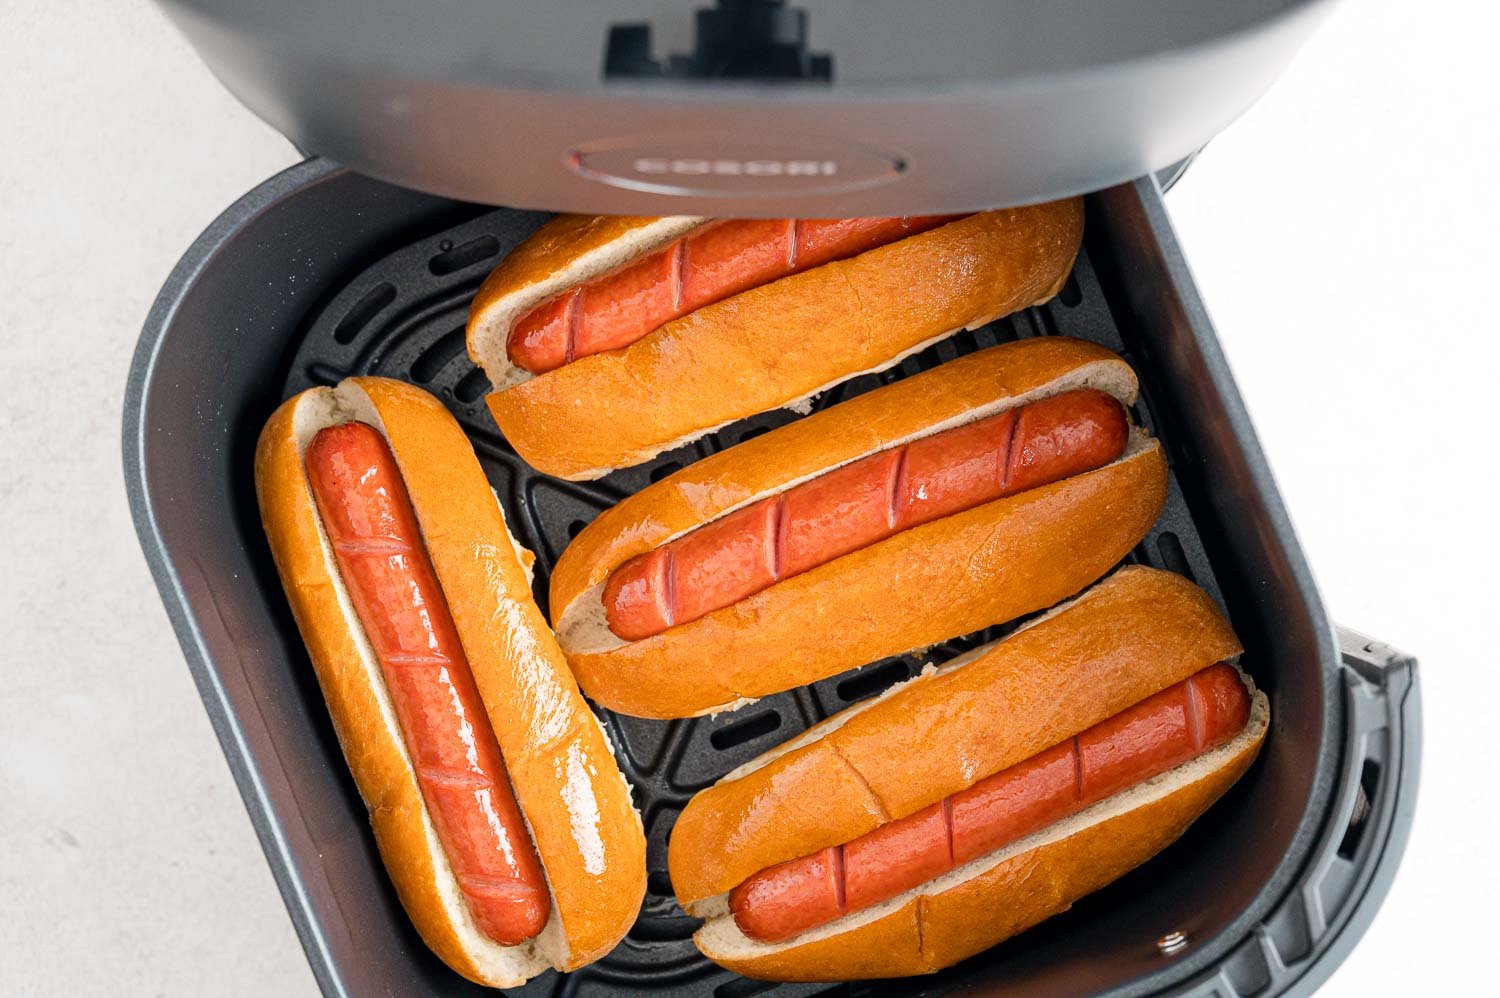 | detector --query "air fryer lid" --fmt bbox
[160,0,1334,216]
